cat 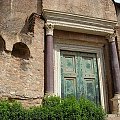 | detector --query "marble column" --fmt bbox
[45,23,54,94]
[108,34,120,114]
